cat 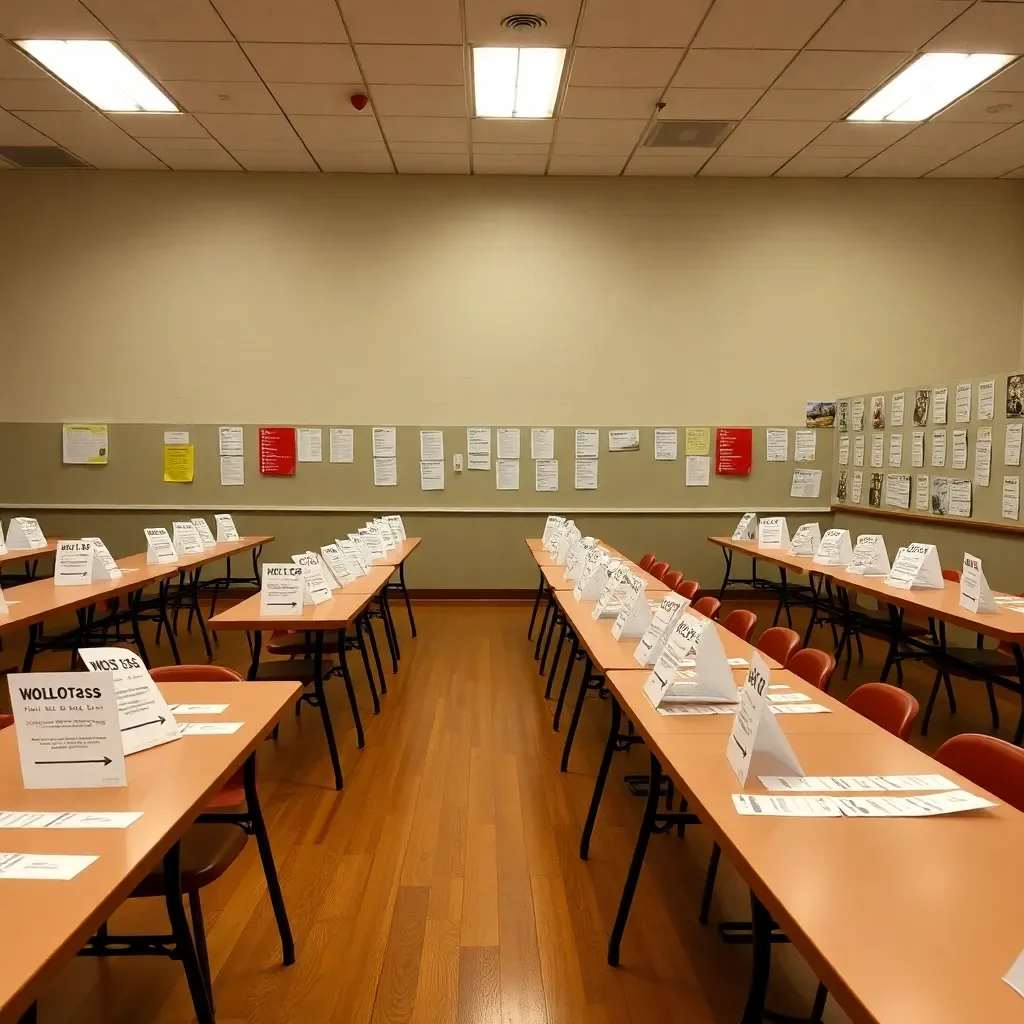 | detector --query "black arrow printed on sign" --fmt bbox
[122,717,165,732]
[35,756,114,766]
[268,601,299,608]
[732,738,748,758]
